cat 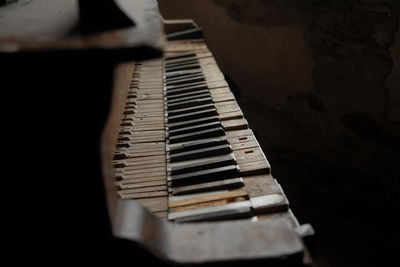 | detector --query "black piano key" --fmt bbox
[166,79,206,88]
[169,143,232,162]
[167,103,215,116]
[170,153,236,175]
[165,69,201,78]
[165,72,203,82]
[170,165,241,187]
[167,107,218,123]
[164,52,196,61]
[168,116,220,131]
[166,83,208,95]
[165,62,200,72]
[166,76,206,86]
[169,136,228,154]
[165,64,200,73]
[169,127,225,144]
[165,59,199,68]
[168,121,222,137]
[167,89,210,101]
[167,97,214,111]
[167,92,210,103]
